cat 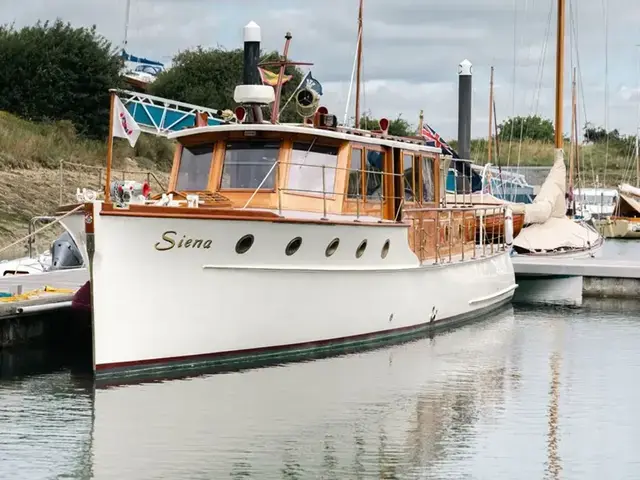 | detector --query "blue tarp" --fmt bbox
[121,50,164,67]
